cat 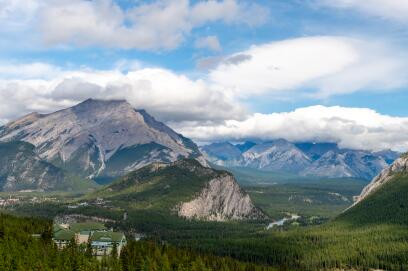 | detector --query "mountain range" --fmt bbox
[201,140,400,180]
[0,99,206,191]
